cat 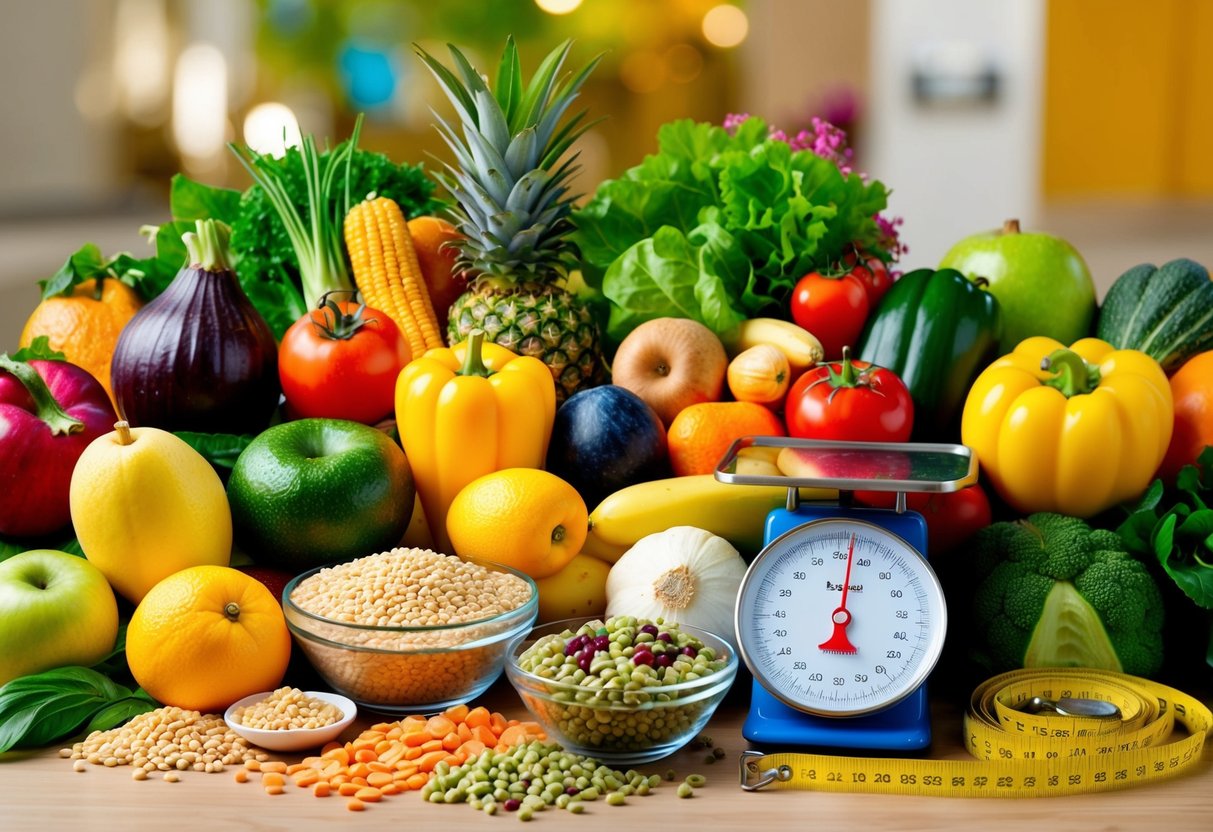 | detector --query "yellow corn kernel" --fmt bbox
[345,196,443,358]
